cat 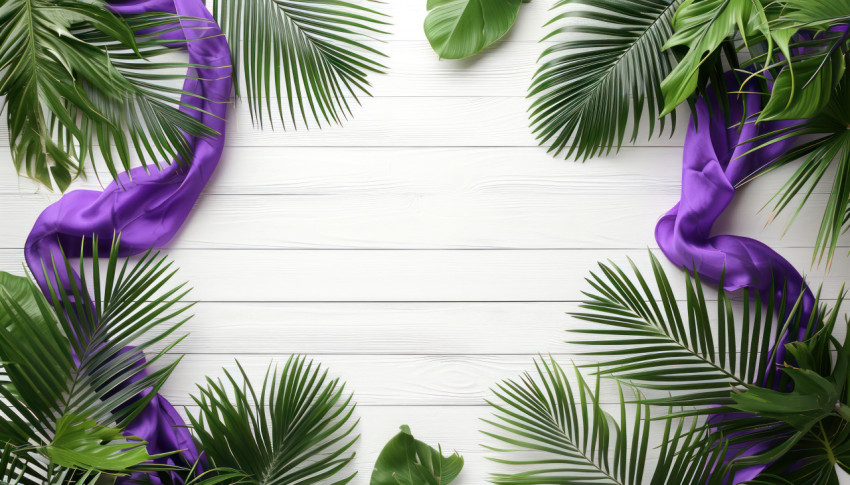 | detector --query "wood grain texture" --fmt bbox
[1,248,845,302]
[1,1,848,483]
